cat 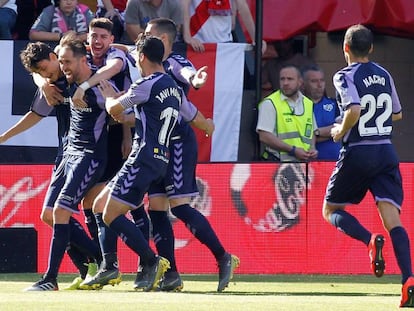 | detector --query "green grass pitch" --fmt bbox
[0,273,404,310]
